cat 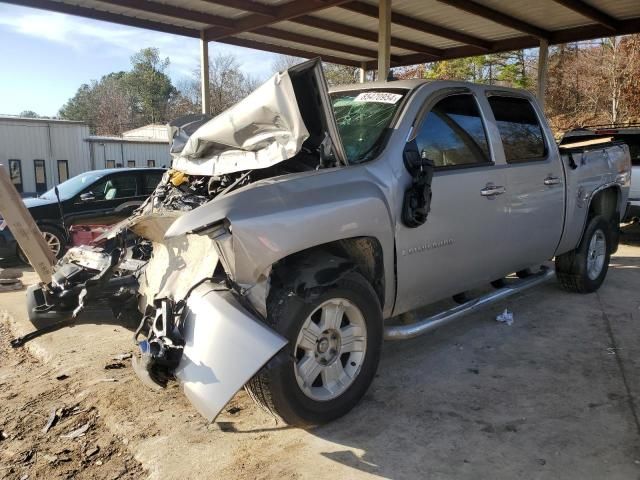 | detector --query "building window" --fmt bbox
[147,159,156,167]
[57,160,69,183]
[8,159,23,193]
[34,159,47,193]
[106,160,116,168]
[127,160,136,167]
